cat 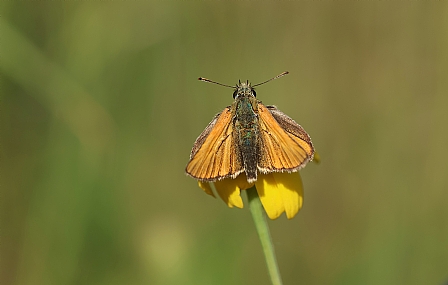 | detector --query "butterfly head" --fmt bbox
[233,80,256,99]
